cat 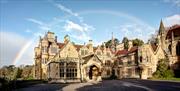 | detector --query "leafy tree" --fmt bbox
[0,65,16,80]
[153,59,174,78]
[13,68,22,79]
[132,38,144,46]
[122,37,129,49]
[105,38,119,48]
[0,65,33,80]
[21,65,33,80]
